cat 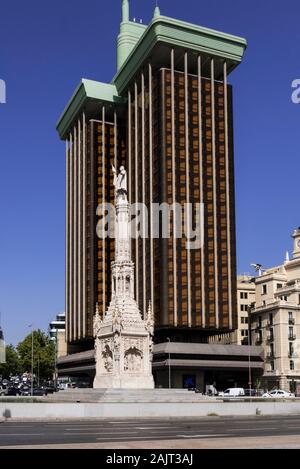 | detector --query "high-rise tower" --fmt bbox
[57,1,247,353]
